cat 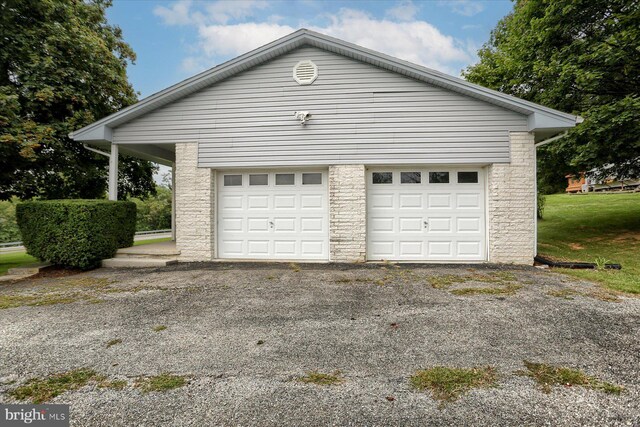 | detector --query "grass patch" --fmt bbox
[0,293,83,309]
[133,237,171,246]
[410,366,498,403]
[428,271,521,296]
[519,361,623,394]
[0,251,39,275]
[106,339,122,348]
[135,373,186,393]
[297,371,344,386]
[153,325,167,332]
[98,379,127,390]
[538,193,640,294]
[8,369,101,403]
[451,283,522,296]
